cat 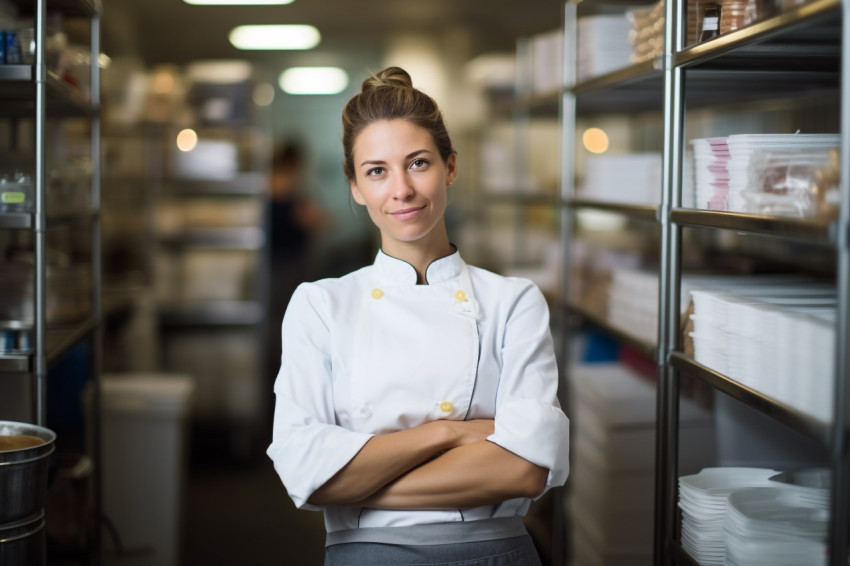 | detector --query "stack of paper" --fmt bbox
[688,280,836,421]
[577,15,633,81]
[689,134,839,213]
[580,153,662,204]
[691,137,730,210]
